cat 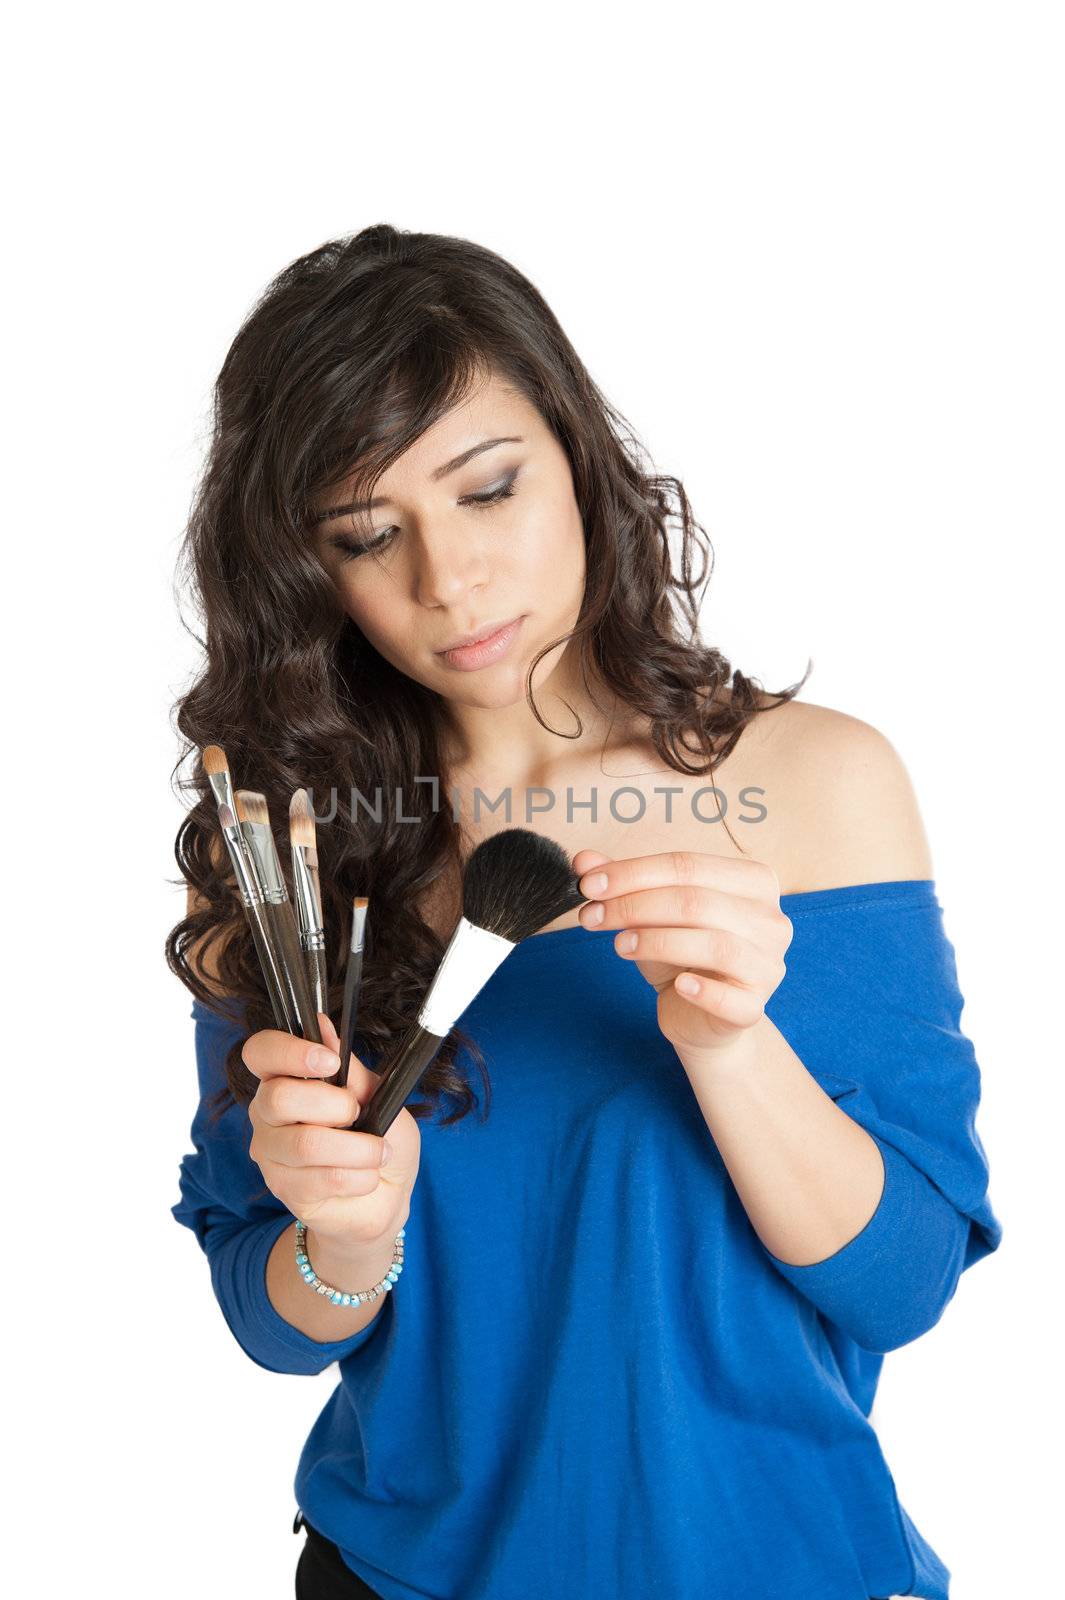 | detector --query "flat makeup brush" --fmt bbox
[202,744,289,1030]
[234,789,323,1045]
[352,829,586,1138]
[213,802,291,1029]
[288,788,328,1017]
[335,895,369,1090]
